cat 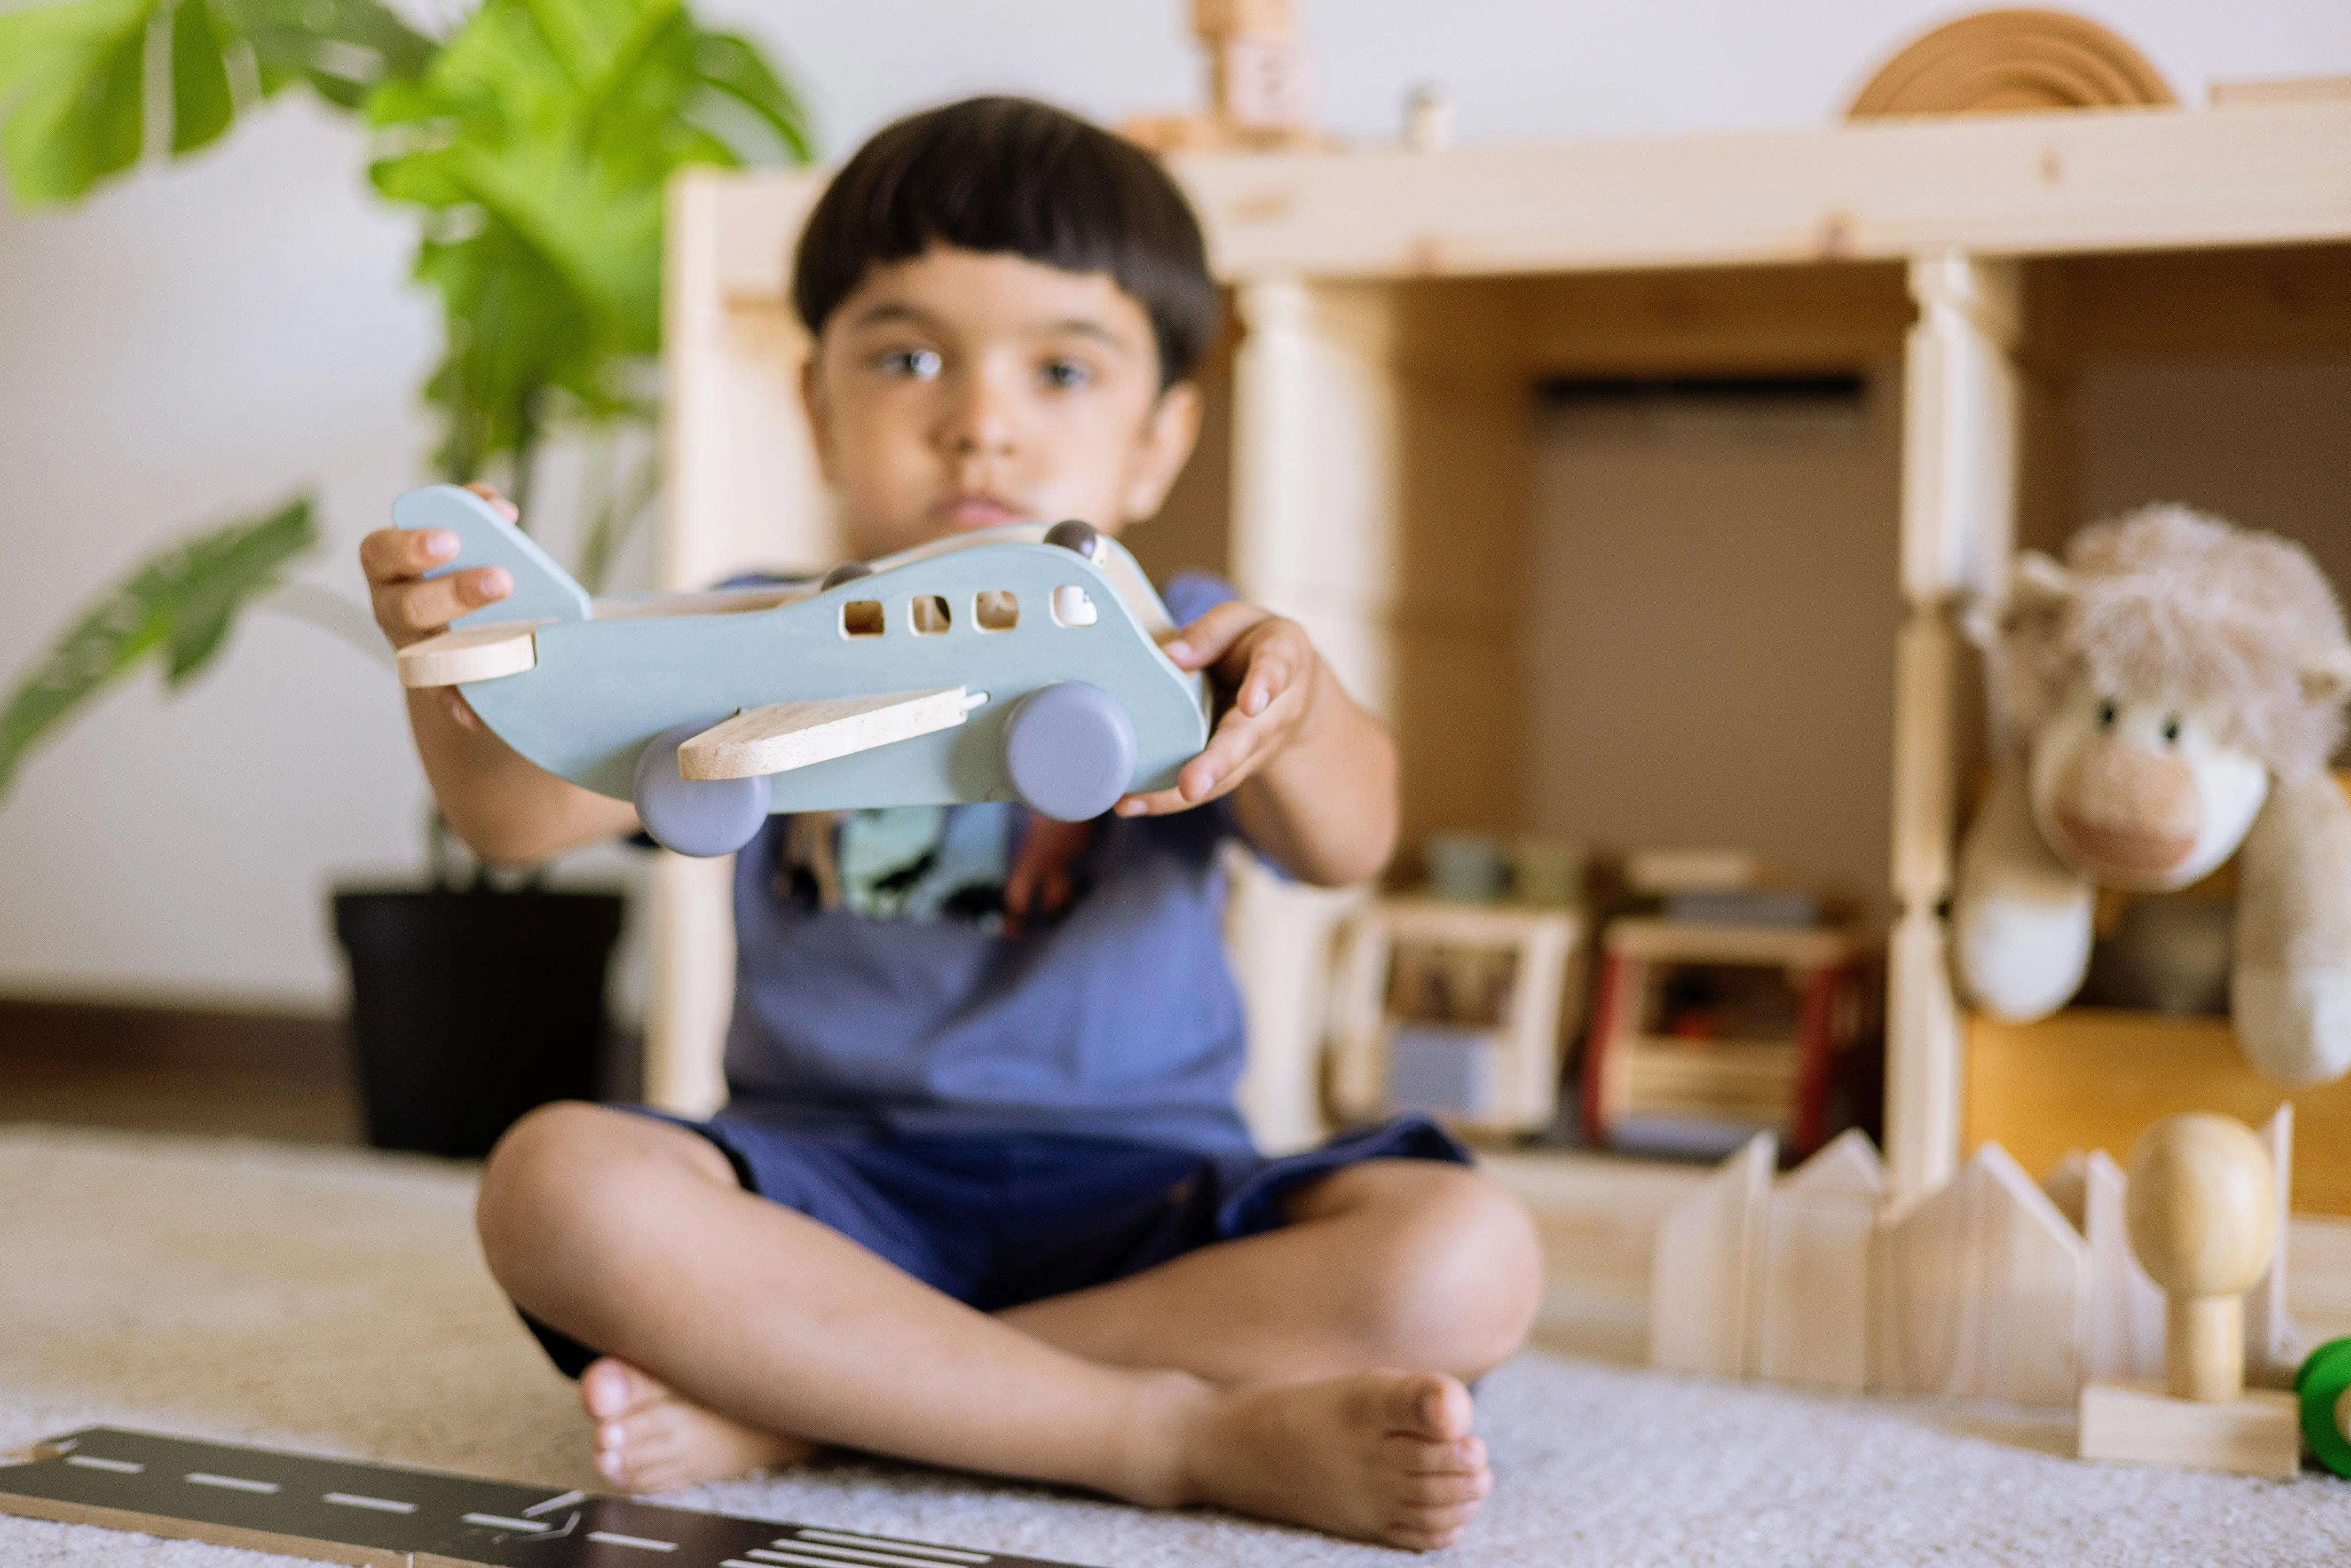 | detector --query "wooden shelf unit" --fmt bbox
[655,102,2351,1189]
